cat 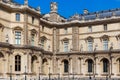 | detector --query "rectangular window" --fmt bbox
[15,31,21,44]
[88,61,92,72]
[64,28,68,34]
[104,24,107,31]
[32,17,34,24]
[42,26,44,31]
[88,26,92,32]
[64,41,69,52]
[41,39,44,48]
[103,39,108,50]
[16,13,20,21]
[88,40,93,51]
[31,34,35,46]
